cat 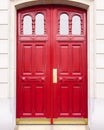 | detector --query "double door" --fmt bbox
[17,6,87,124]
